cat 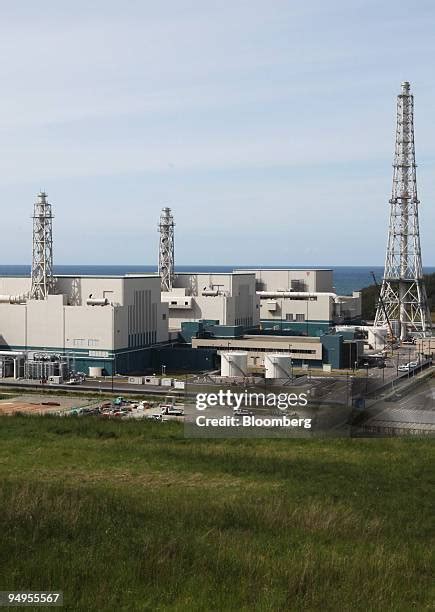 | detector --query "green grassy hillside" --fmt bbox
[0,416,433,611]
